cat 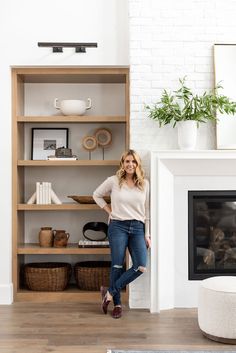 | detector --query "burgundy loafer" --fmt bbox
[112,306,122,319]
[100,286,111,314]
